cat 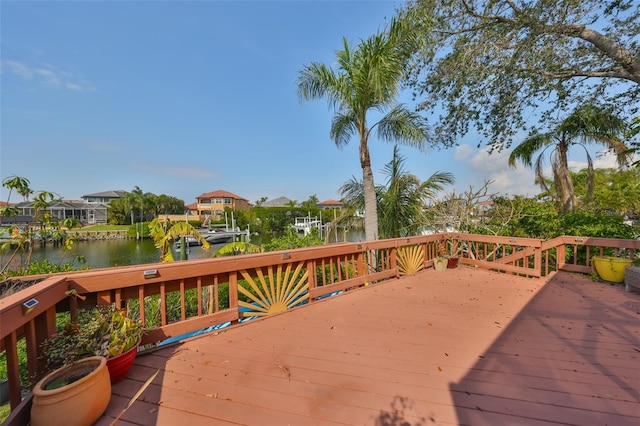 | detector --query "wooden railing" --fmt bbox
[1,233,638,423]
